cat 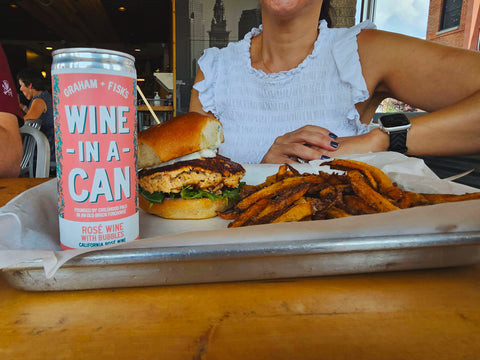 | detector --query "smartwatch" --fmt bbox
[378,113,411,153]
